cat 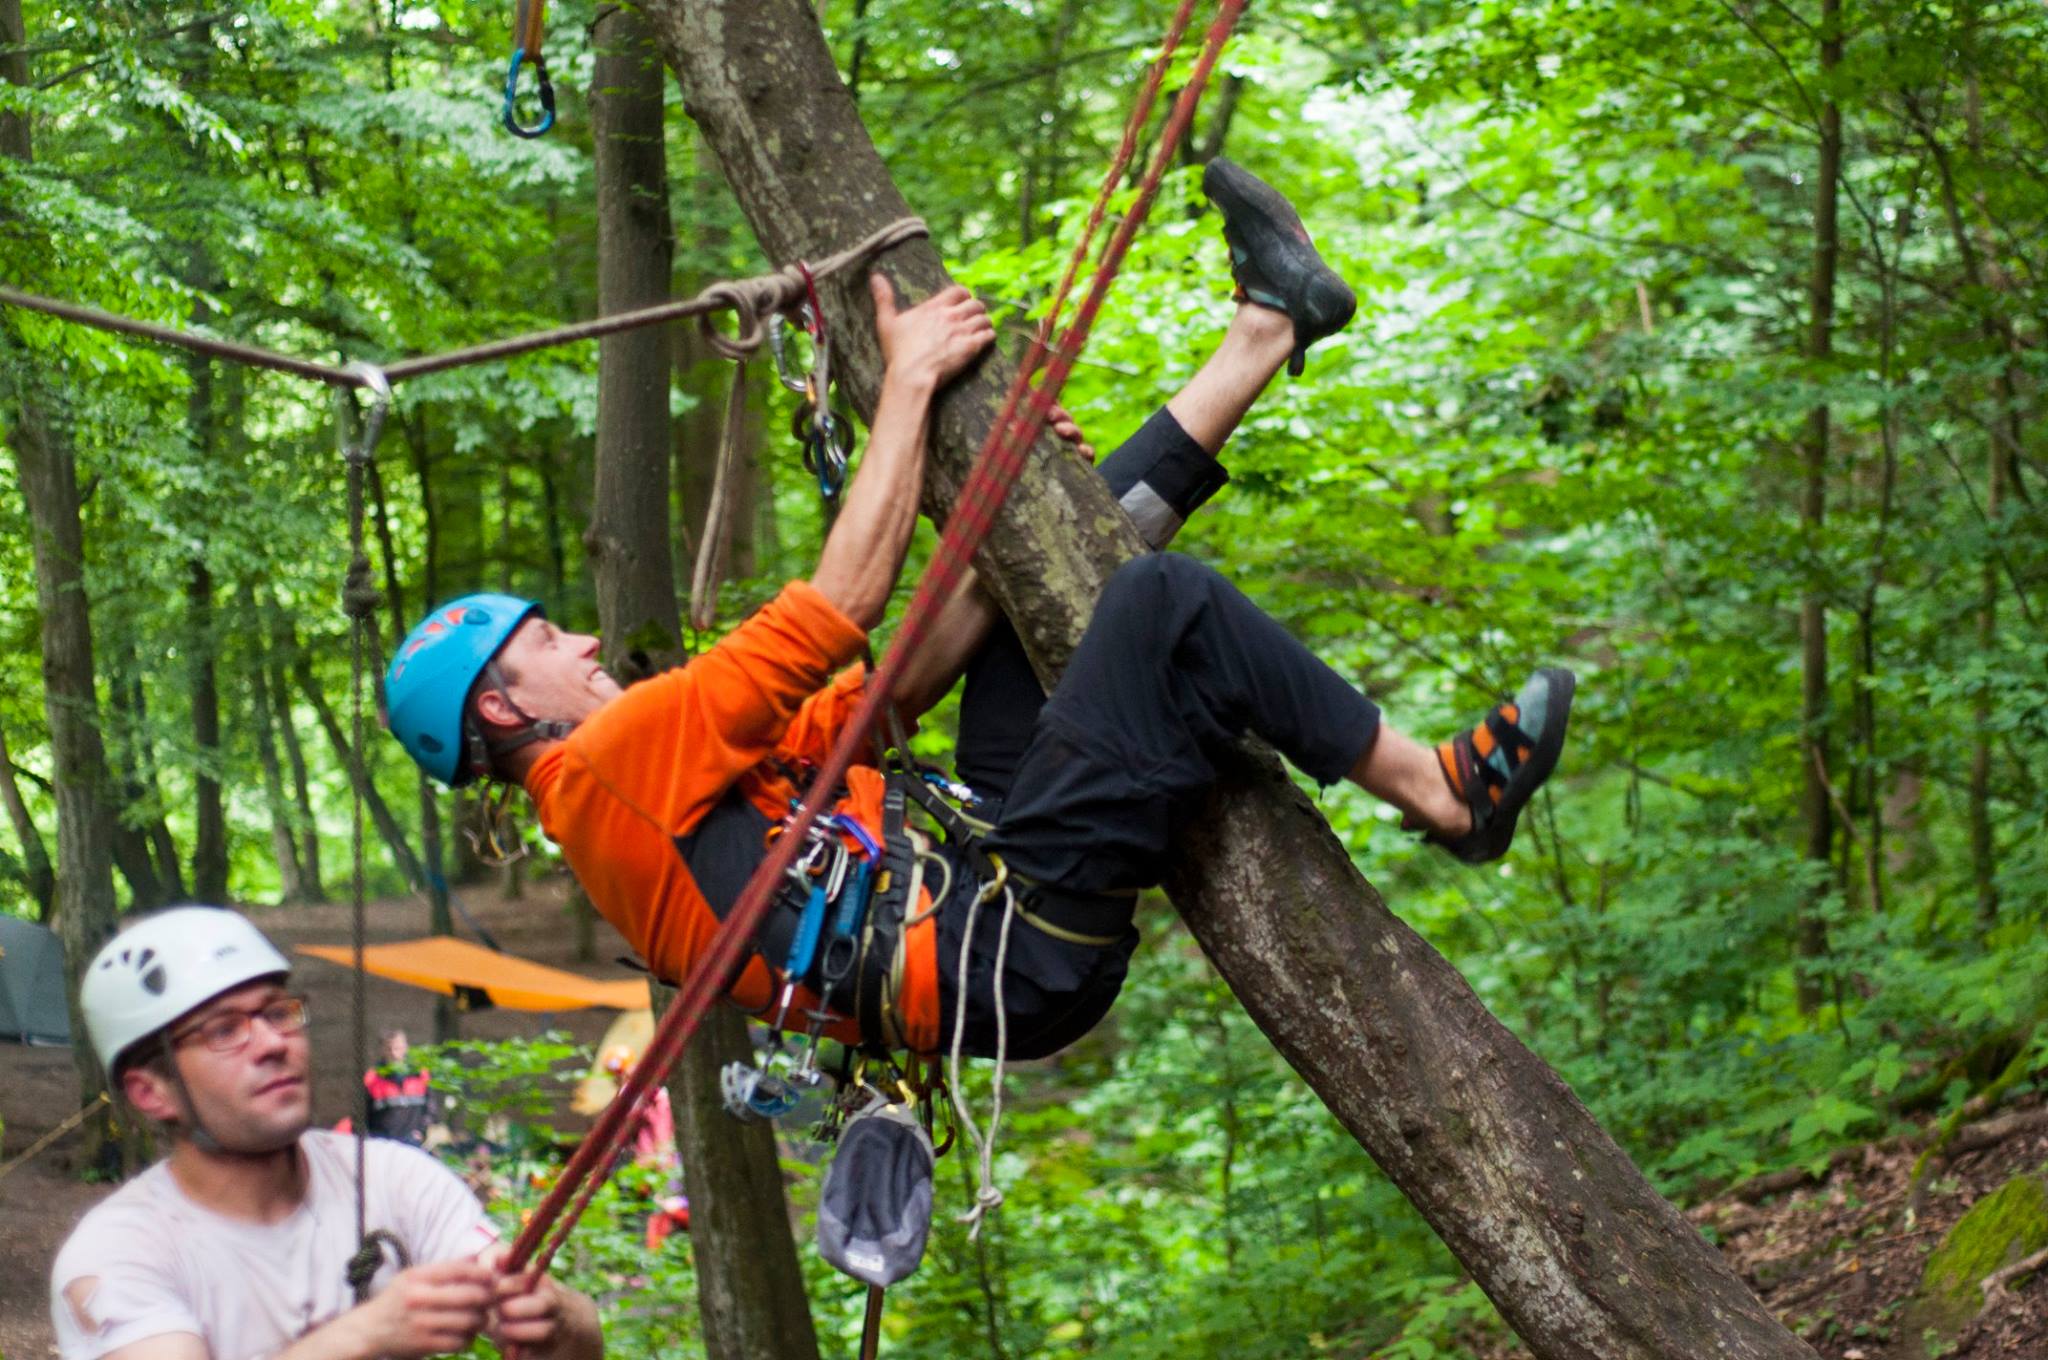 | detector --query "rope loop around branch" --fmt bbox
[340,362,391,465]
